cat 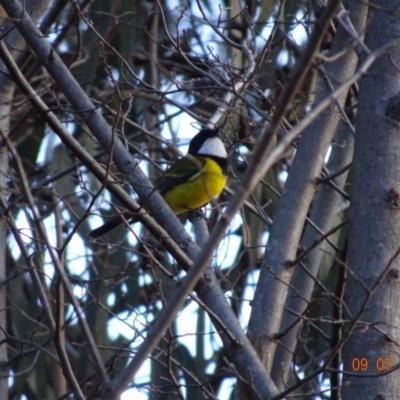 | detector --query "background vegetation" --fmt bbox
[0,0,399,399]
